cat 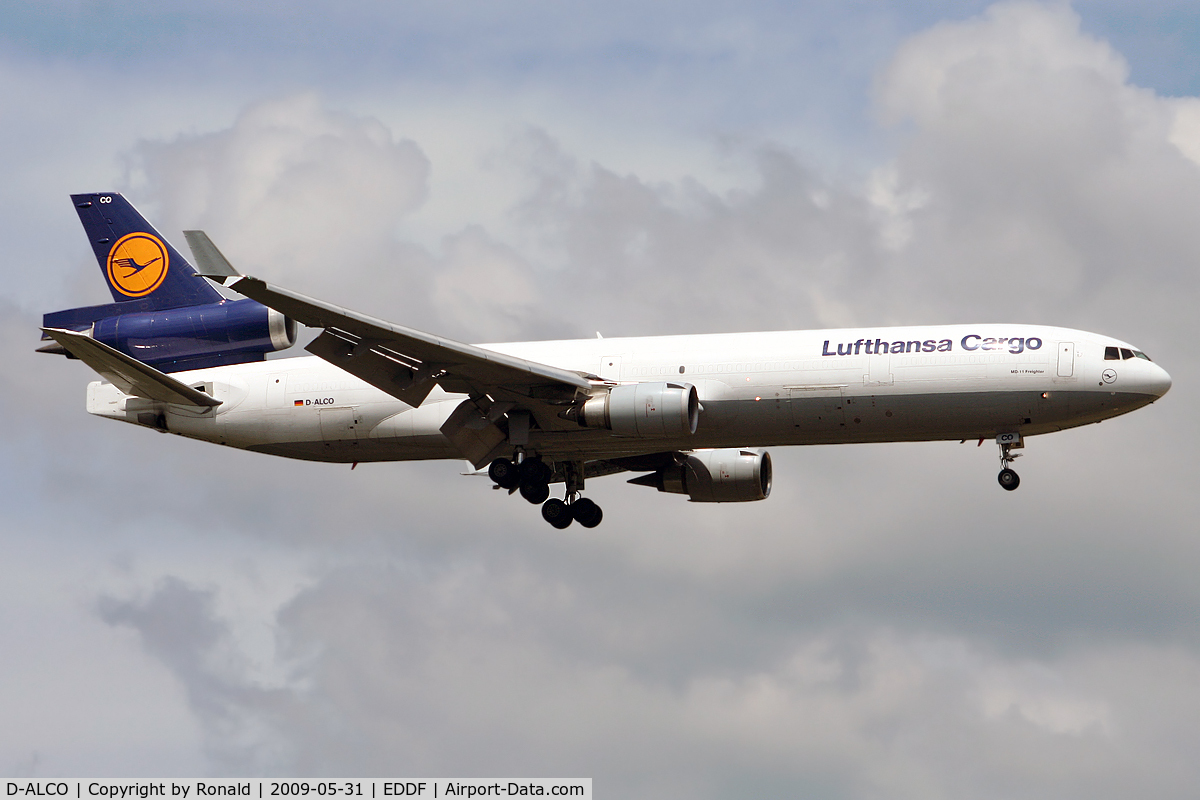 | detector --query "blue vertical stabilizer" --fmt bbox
[71,192,224,309]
